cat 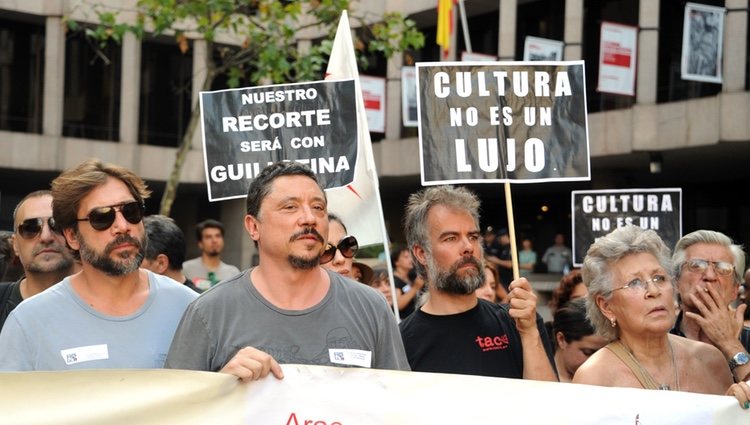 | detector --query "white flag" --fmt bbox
[324,11,384,246]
